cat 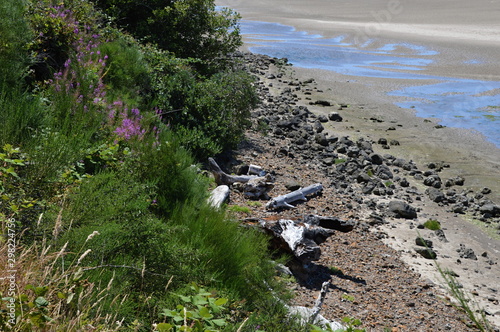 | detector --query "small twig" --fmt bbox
[309,281,330,324]
[236,317,250,332]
